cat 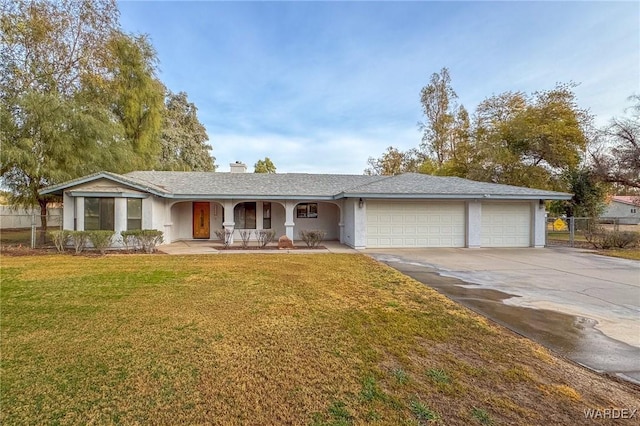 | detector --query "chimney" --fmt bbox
[230,161,247,173]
